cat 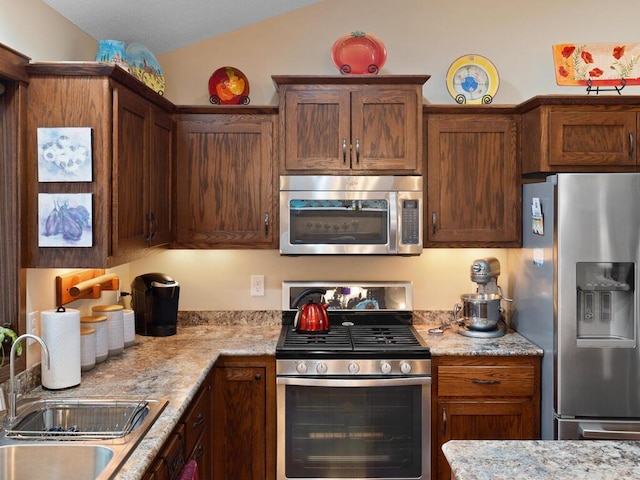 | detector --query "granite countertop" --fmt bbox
[443,440,640,480]
[21,321,540,479]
